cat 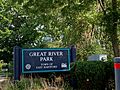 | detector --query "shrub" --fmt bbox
[68,61,114,90]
